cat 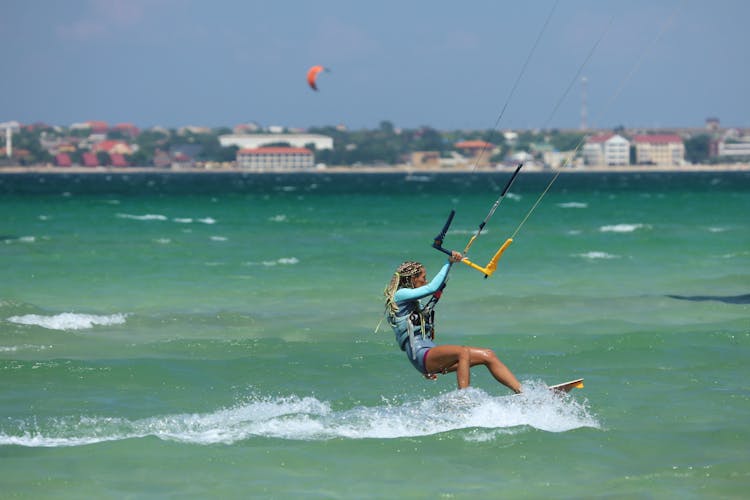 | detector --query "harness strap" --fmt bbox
[406,309,430,360]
